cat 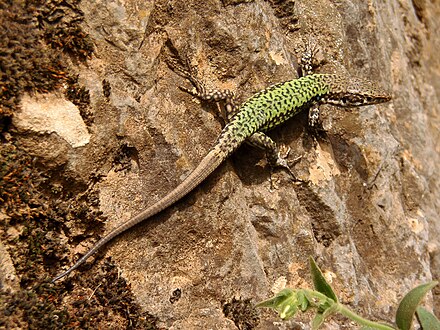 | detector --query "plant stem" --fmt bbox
[302,289,396,329]
[337,304,396,330]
